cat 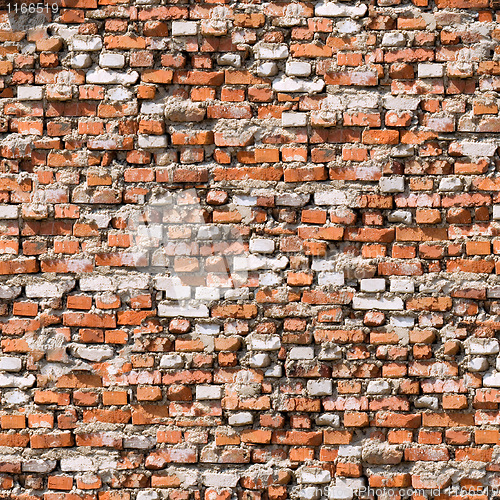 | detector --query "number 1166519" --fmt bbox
[7,2,59,14]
